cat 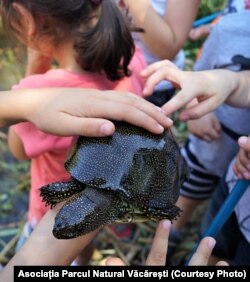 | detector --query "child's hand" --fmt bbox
[104,220,228,266]
[187,112,221,142]
[141,61,239,119]
[233,136,250,179]
[189,24,213,41]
